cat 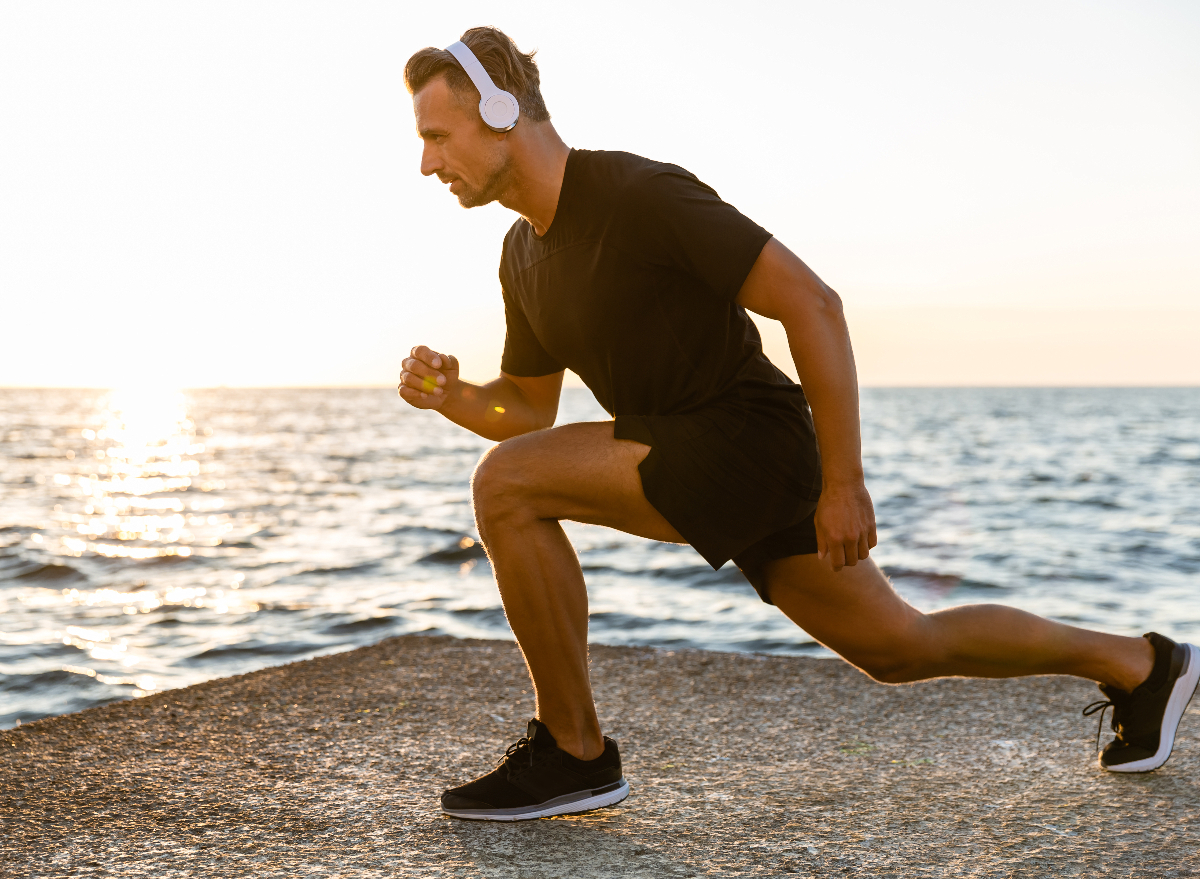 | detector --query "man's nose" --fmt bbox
[420,142,441,178]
